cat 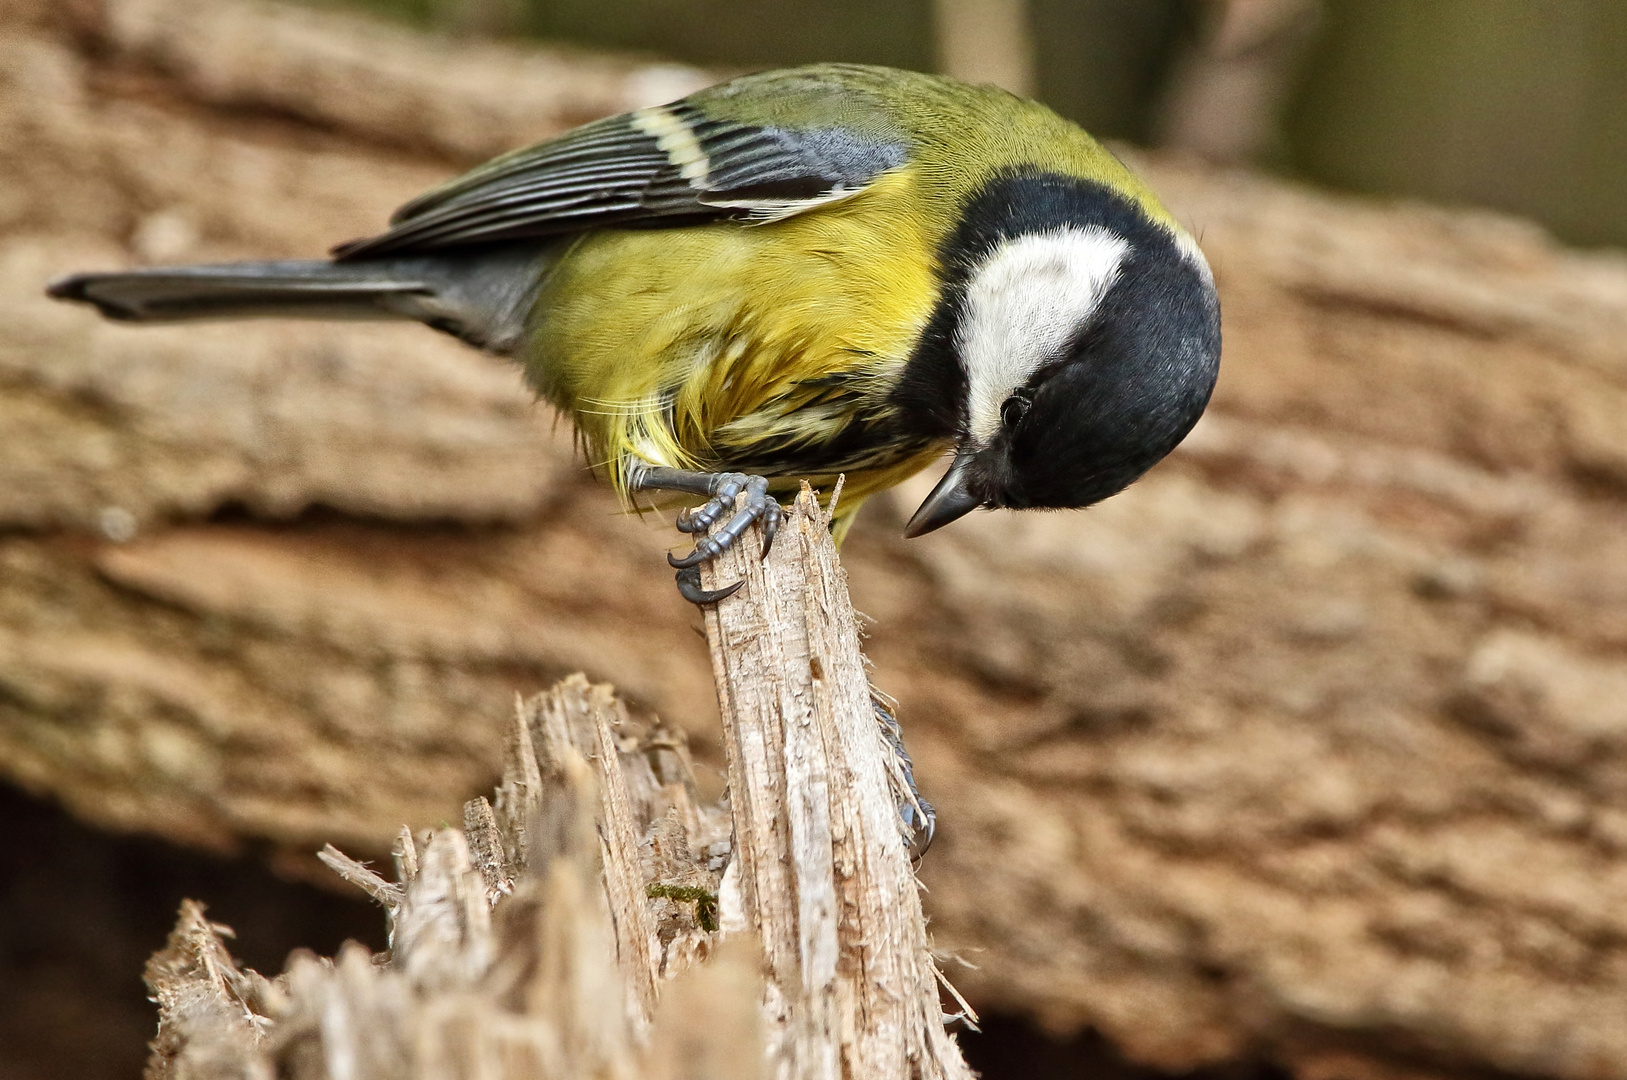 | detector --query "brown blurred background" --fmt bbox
[319,0,1627,250]
[4,1,1627,1078]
